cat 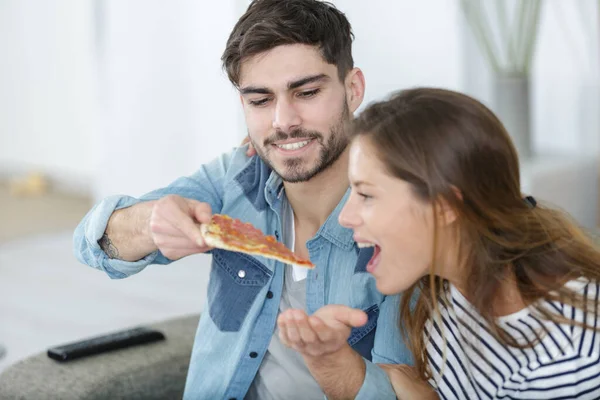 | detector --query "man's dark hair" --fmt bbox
[222,0,354,87]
